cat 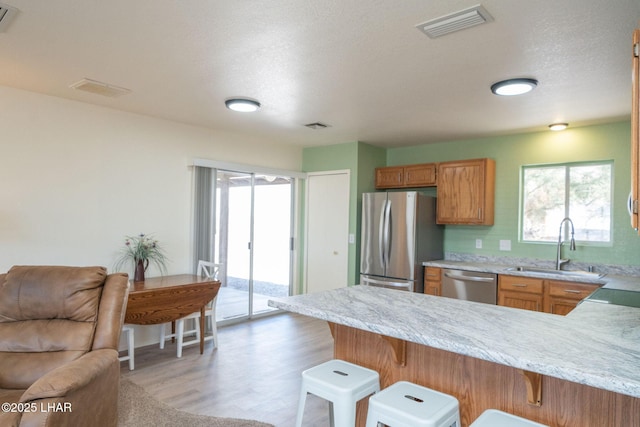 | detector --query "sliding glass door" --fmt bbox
[252,175,293,315]
[210,169,293,323]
